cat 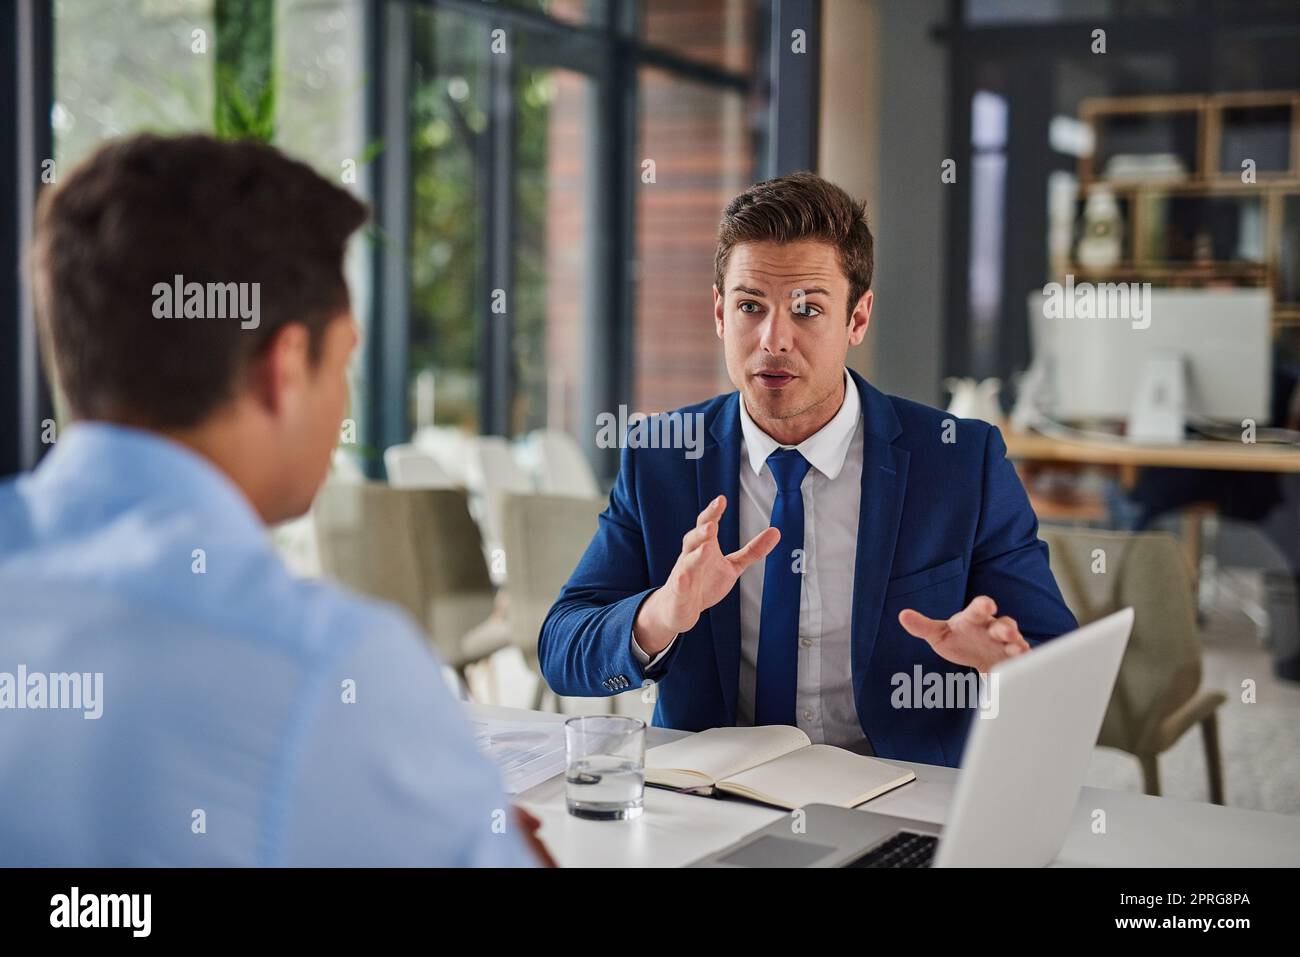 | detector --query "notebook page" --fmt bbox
[646,725,811,783]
